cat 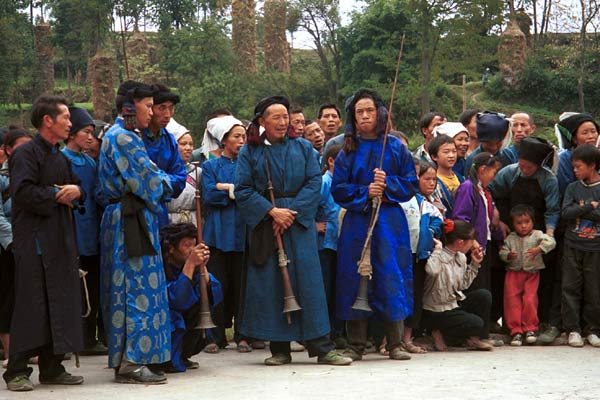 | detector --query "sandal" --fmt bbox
[203,343,219,354]
[237,341,252,353]
[404,341,427,354]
